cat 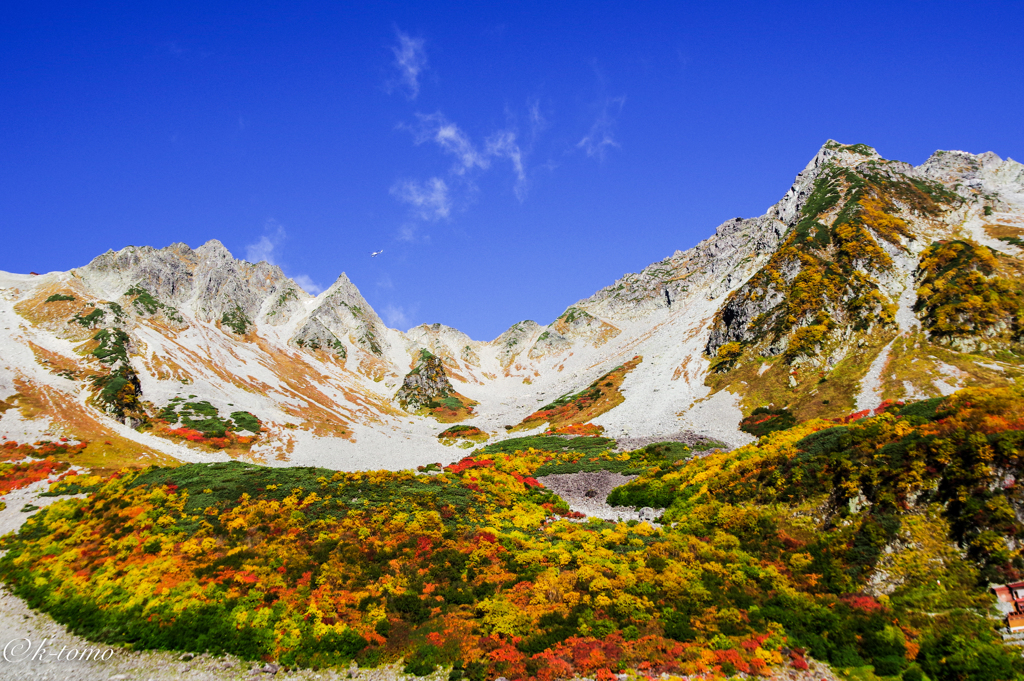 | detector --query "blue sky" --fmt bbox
[2,1,1023,340]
